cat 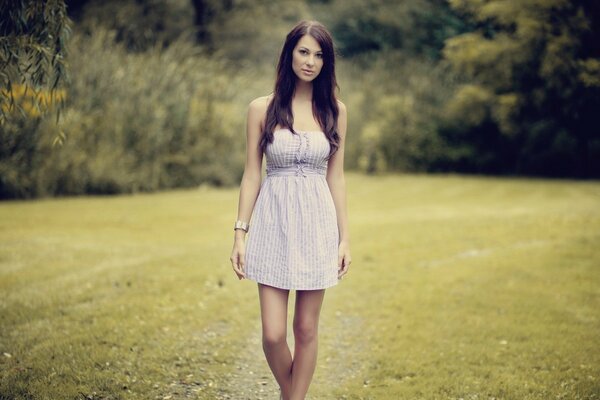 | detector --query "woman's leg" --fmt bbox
[289,289,326,400]
[257,283,293,396]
